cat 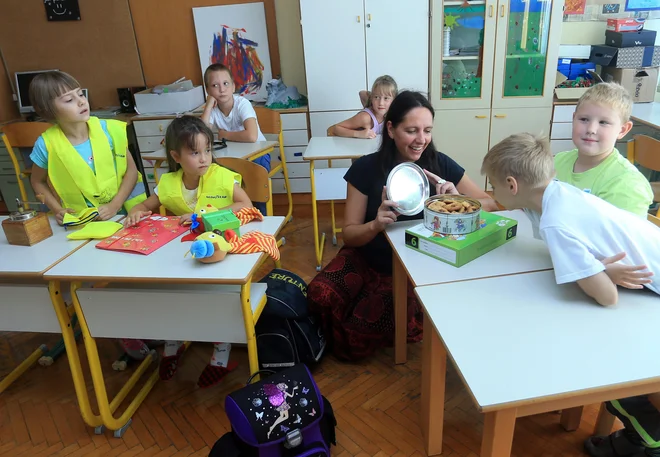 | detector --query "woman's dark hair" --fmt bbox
[164,115,214,172]
[375,90,442,179]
